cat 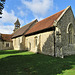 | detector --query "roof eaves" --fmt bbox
[25,26,55,36]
